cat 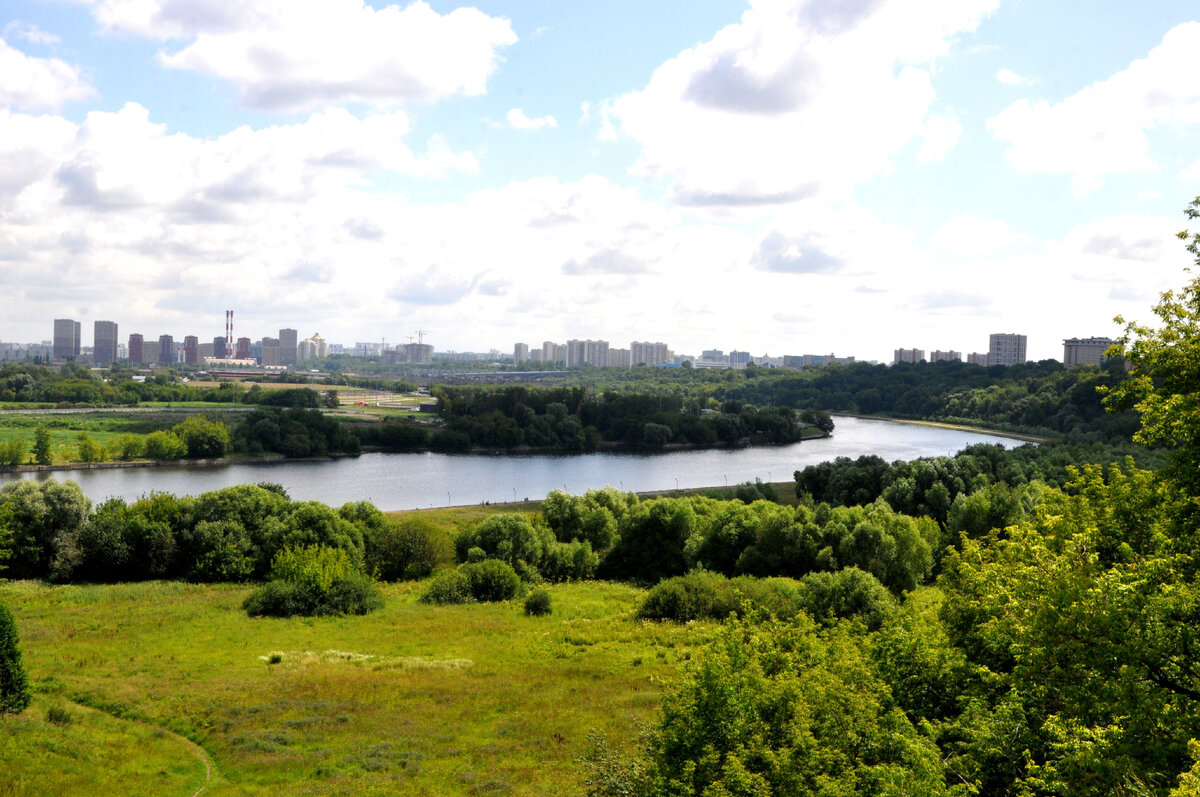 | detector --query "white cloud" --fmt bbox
[916,113,962,162]
[995,68,1027,85]
[1182,159,1200,181]
[989,22,1200,182]
[91,0,517,112]
[4,22,61,45]
[605,0,998,207]
[931,213,1028,253]
[505,108,558,130]
[0,39,95,110]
